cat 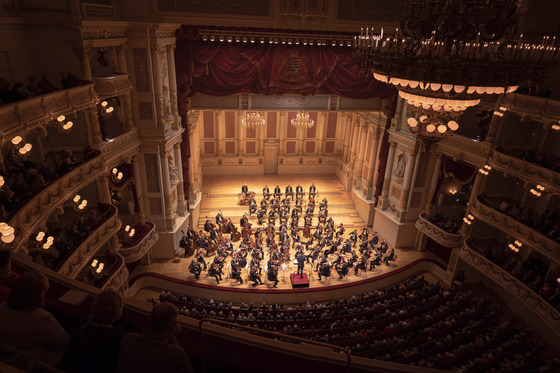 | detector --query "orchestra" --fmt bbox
[177,183,397,289]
